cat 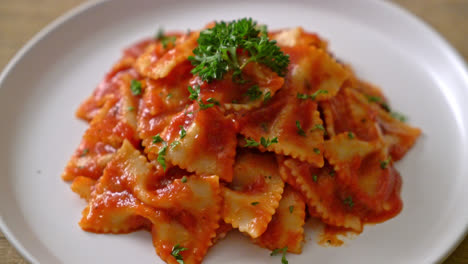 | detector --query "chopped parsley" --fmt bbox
[380,159,390,169]
[188,18,290,83]
[127,106,135,111]
[130,79,142,95]
[263,91,272,103]
[181,176,187,183]
[251,201,260,206]
[366,95,382,103]
[313,124,325,131]
[310,89,328,100]
[296,120,306,137]
[187,85,218,110]
[260,137,278,148]
[343,196,354,208]
[289,206,294,214]
[171,244,188,264]
[313,174,318,182]
[179,126,186,139]
[391,111,407,122]
[245,85,262,101]
[167,93,173,99]
[188,85,200,100]
[152,134,164,144]
[198,100,215,110]
[156,29,176,49]
[170,141,180,149]
[244,138,260,147]
[157,145,168,170]
[313,148,320,154]
[348,131,355,139]
[297,89,328,101]
[206,97,221,106]
[270,247,288,264]
[80,148,89,157]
